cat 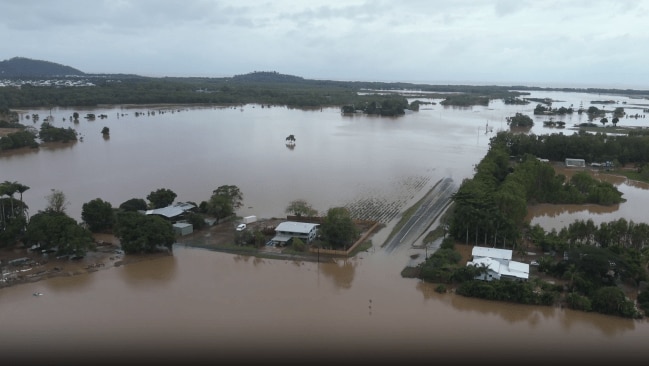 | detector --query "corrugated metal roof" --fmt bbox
[468,257,501,272]
[275,221,319,234]
[271,234,294,242]
[146,206,185,218]
[472,246,512,260]
[508,261,530,274]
